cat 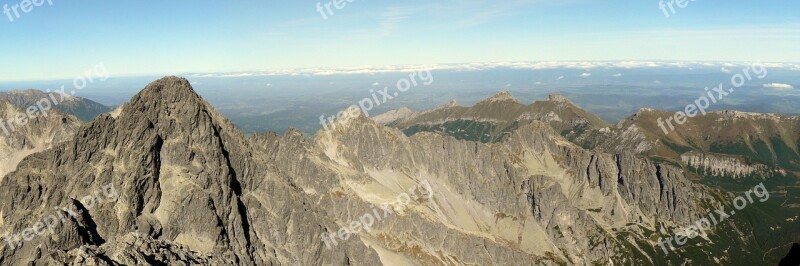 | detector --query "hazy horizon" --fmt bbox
[1,1,798,81]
